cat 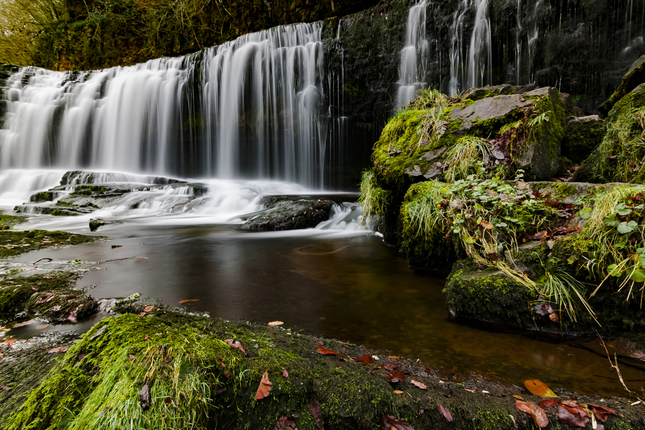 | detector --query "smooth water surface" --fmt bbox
[11,221,645,398]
